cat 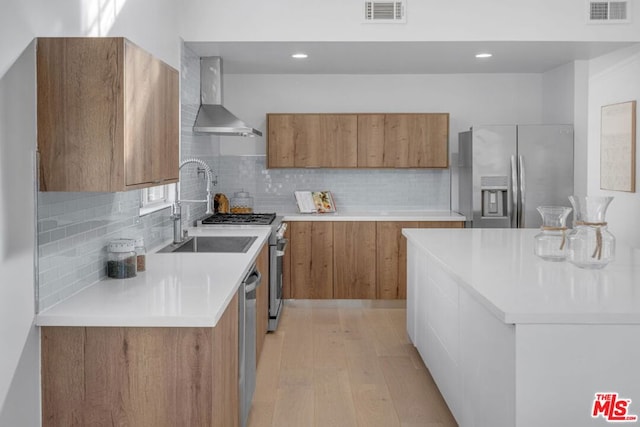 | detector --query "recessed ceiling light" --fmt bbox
[475,53,493,59]
[291,53,308,59]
